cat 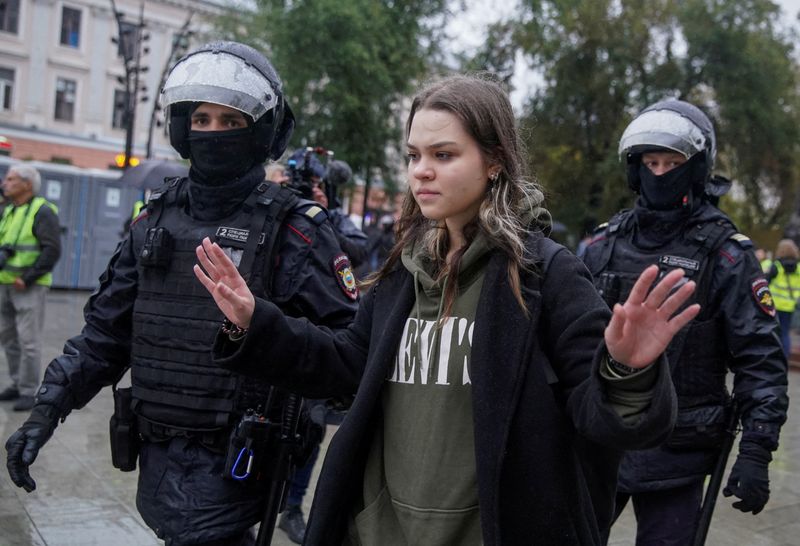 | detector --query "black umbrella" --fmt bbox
[118,159,188,189]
